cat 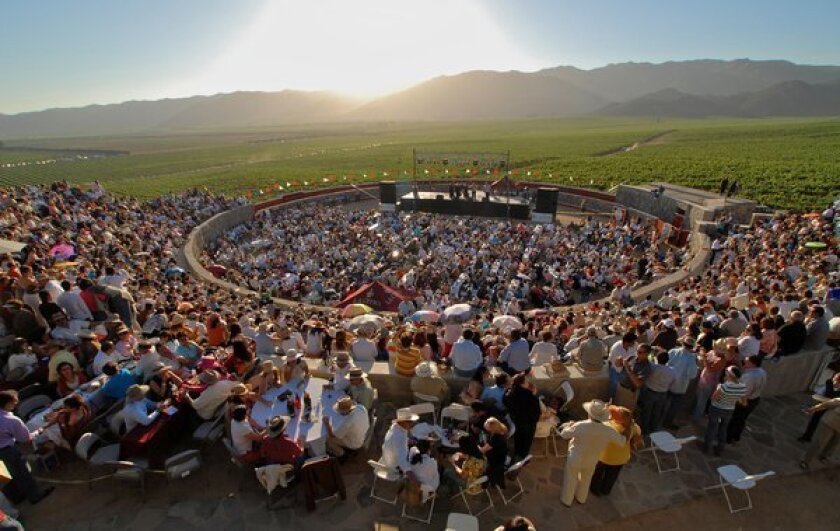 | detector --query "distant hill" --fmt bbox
[539,59,840,101]
[598,80,840,117]
[3,59,840,139]
[349,70,607,121]
[0,91,358,139]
